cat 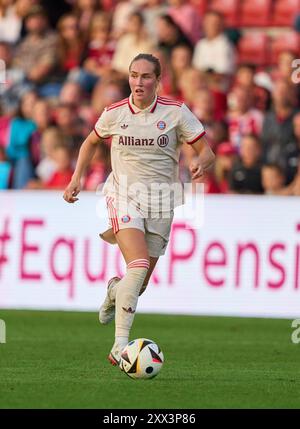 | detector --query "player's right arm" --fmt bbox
[63,130,101,203]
